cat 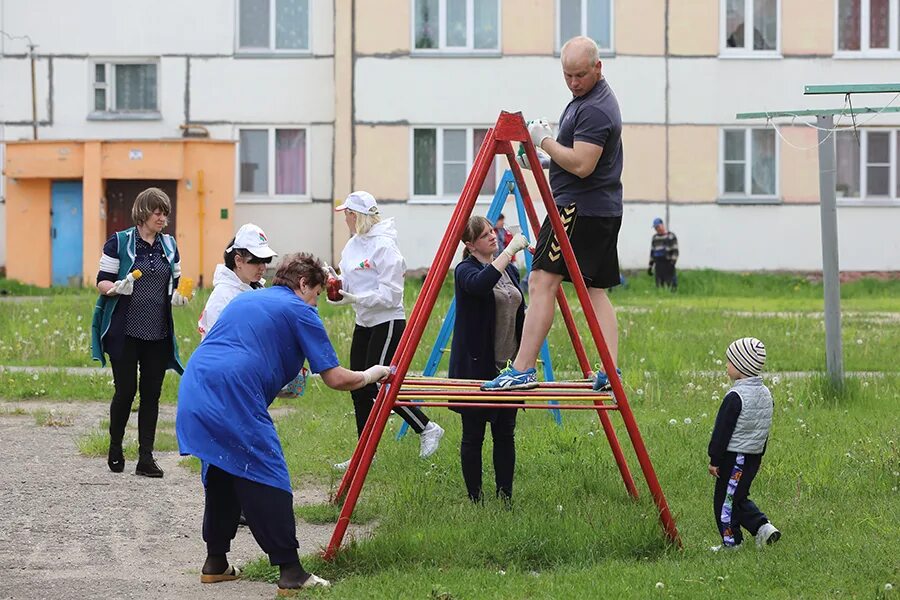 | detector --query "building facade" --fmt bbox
[1,0,898,285]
